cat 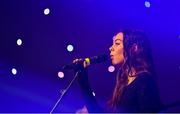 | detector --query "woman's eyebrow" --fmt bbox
[115,39,123,42]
